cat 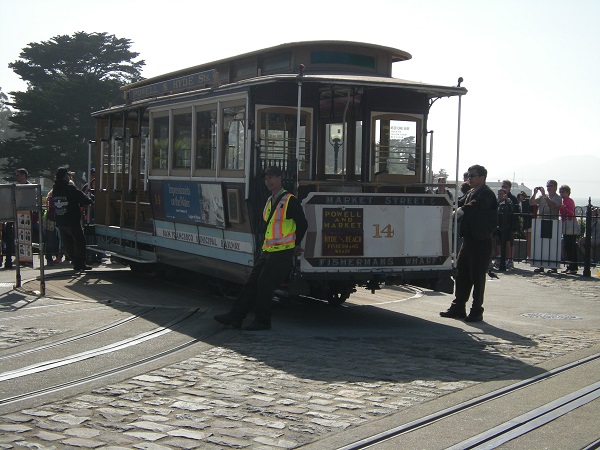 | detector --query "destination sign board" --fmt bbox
[300,192,452,273]
[127,69,216,101]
